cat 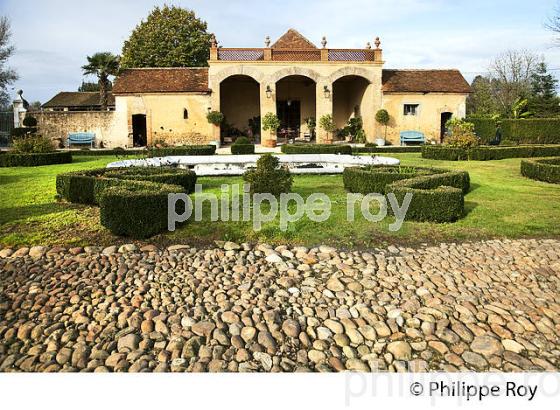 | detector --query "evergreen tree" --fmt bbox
[528,62,560,117]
